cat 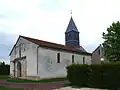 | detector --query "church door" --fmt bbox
[17,61,21,77]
